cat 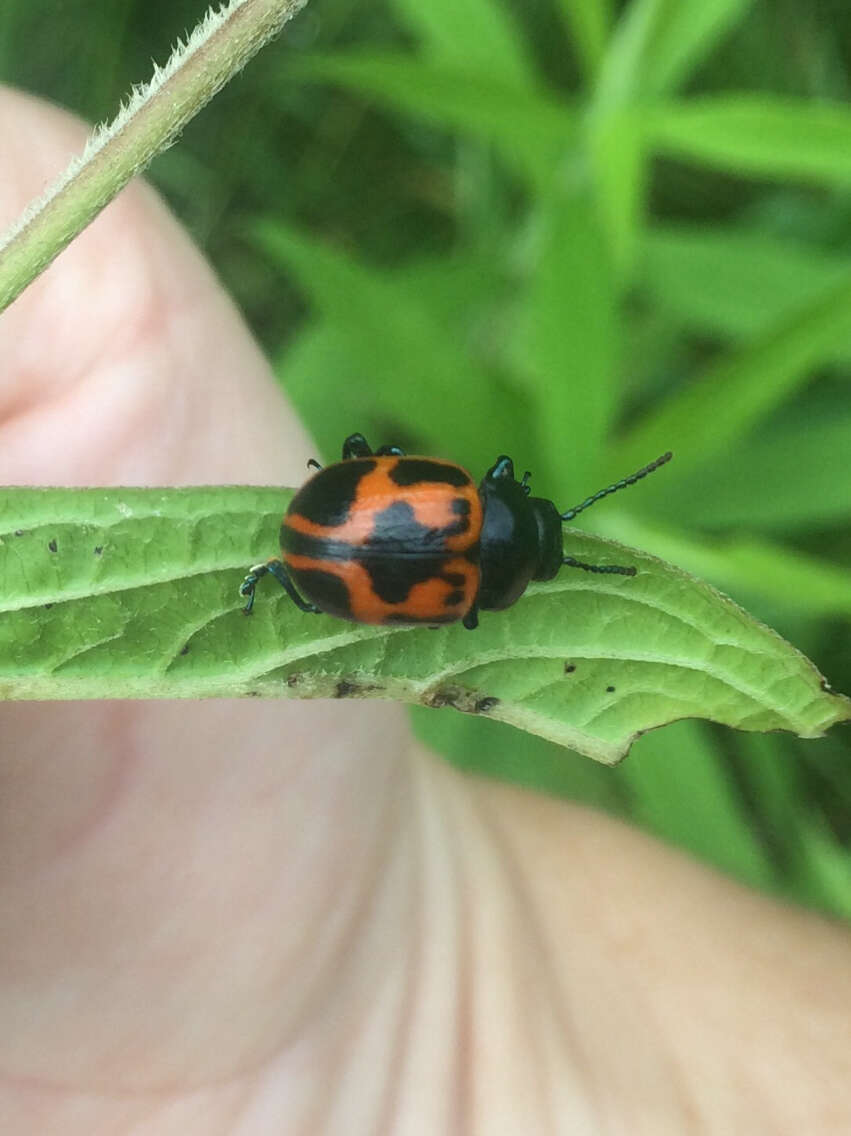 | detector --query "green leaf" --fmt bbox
[588,0,752,272]
[1,488,848,766]
[594,0,665,110]
[626,721,776,887]
[251,220,526,469]
[595,0,751,108]
[792,822,851,921]
[613,270,851,480]
[646,406,851,532]
[731,734,851,921]
[411,704,626,812]
[641,224,851,350]
[555,0,613,84]
[510,182,618,489]
[597,515,851,619]
[587,107,648,275]
[636,0,752,97]
[647,96,851,186]
[274,323,378,464]
[275,252,534,470]
[388,0,536,90]
[286,52,577,188]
